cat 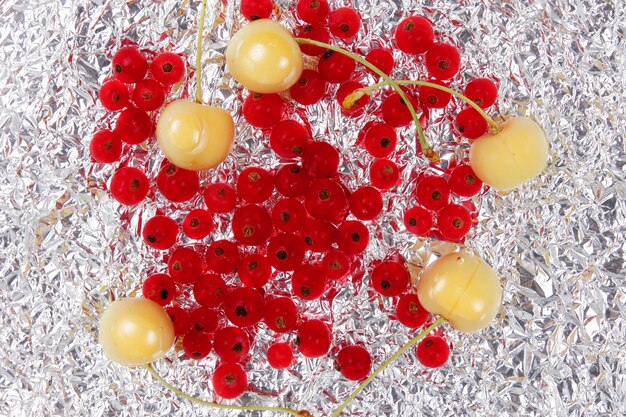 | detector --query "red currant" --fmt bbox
[455,107,488,139]
[349,186,383,221]
[297,319,331,358]
[150,52,185,85]
[318,50,355,84]
[240,0,273,20]
[416,335,450,368]
[295,24,331,56]
[203,183,237,213]
[337,80,370,117]
[237,167,274,204]
[403,206,433,236]
[305,179,348,221]
[395,293,429,328]
[112,46,147,84]
[264,297,299,333]
[292,263,327,300]
[214,326,250,362]
[381,91,419,127]
[109,167,149,205]
[114,107,152,145]
[370,159,400,190]
[206,240,240,274]
[193,274,227,308]
[296,0,329,24]
[267,342,294,369]
[99,79,129,111]
[363,122,397,158]
[336,221,369,254]
[166,306,192,336]
[370,260,409,297]
[328,7,360,40]
[336,345,371,381]
[275,164,310,198]
[302,141,340,178]
[464,77,498,108]
[436,204,472,241]
[142,215,178,250]
[425,43,461,80]
[157,162,200,203]
[89,130,123,163]
[267,233,306,271]
[190,306,220,333]
[289,69,327,106]
[270,120,310,158]
[420,79,452,109]
[301,218,335,253]
[242,93,285,129]
[223,287,265,327]
[272,198,307,233]
[142,273,176,306]
[322,249,351,281]
[183,329,212,360]
[238,253,272,288]
[414,175,450,211]
[365,48,394,76]
[168,246,202,284]
[131,78,165,111]
[232,204,272,246]
[448,164,482,197]
[183,209,214,240]
[394,16,434,54]
[213,362,247,399]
